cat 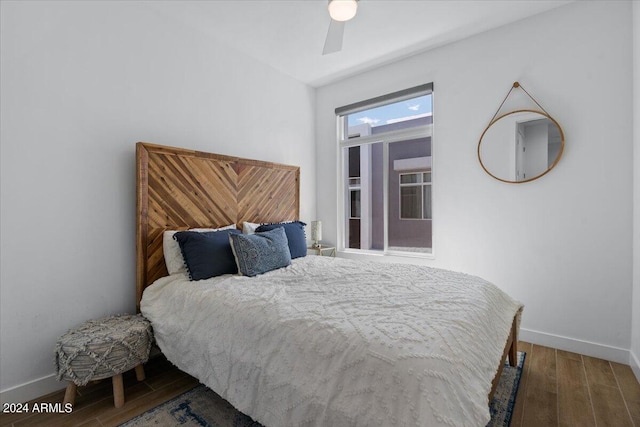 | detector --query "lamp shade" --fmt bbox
[310,221,322,243]
[328,0,358,22]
